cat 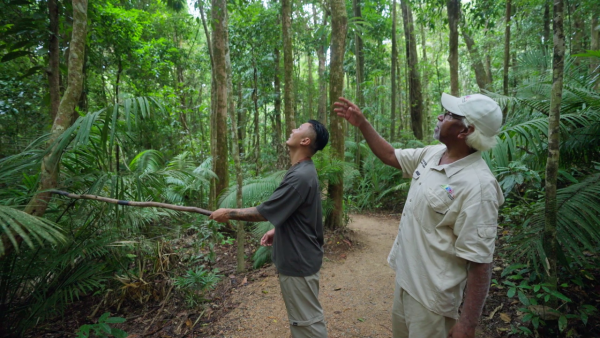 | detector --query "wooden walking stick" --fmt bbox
[51,190,213,216]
